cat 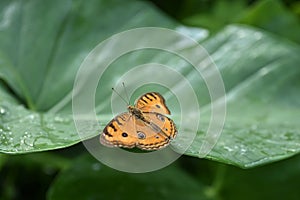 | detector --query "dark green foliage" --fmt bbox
[0,0,299,199]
